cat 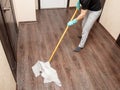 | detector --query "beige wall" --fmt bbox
[12,0,36,23]
[35,0,38,9]
[69,0,77,7]
[100,0,120,40]
[0,41,16,90]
